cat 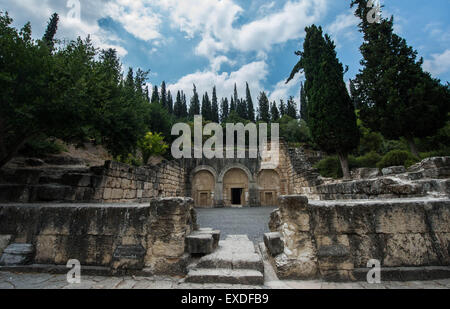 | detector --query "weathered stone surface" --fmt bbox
[264,232,284,257]
[382,166,407,176]
[351,168,382,180]
[0,198,196,275]
[0,243,34,266]
[185,234,214,255]
[270,196,450,281]
[0,235,12,256]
